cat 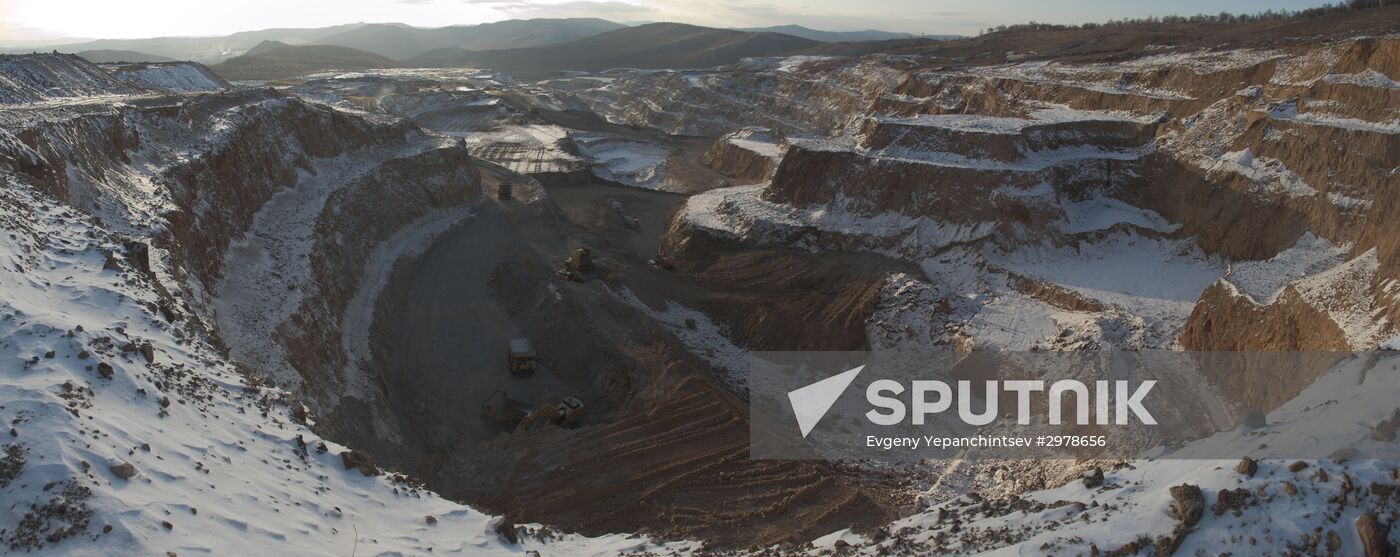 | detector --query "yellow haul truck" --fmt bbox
[508,338,536,377]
